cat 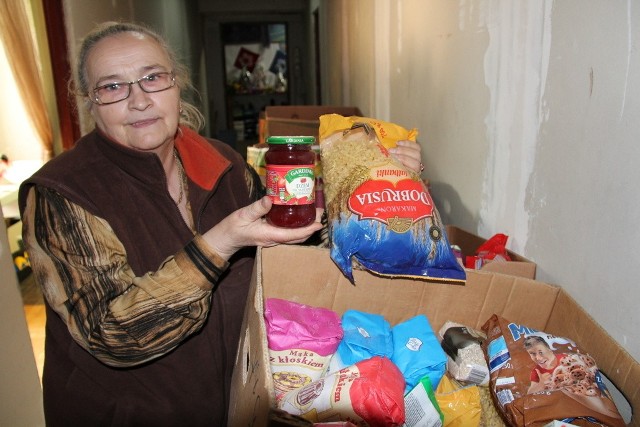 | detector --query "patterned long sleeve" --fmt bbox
[22,186,229,368]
